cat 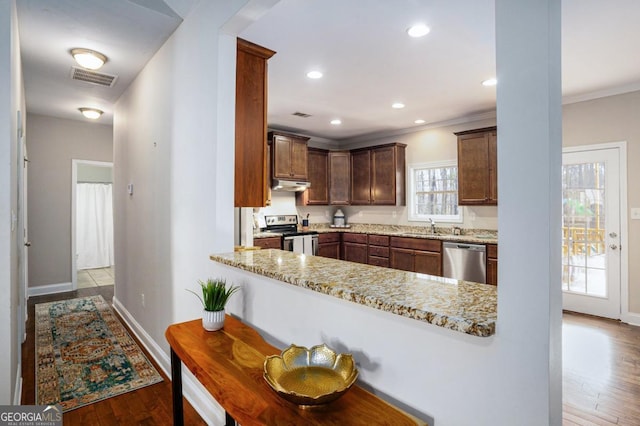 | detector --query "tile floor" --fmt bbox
[77,266,114,288]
